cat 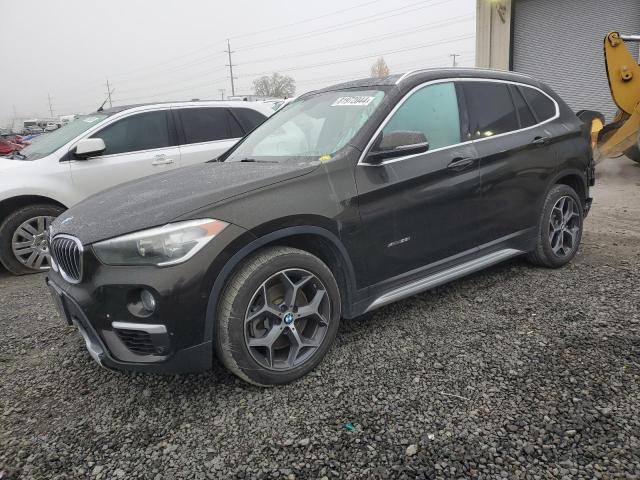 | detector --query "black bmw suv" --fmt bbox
[47,68,594,386]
